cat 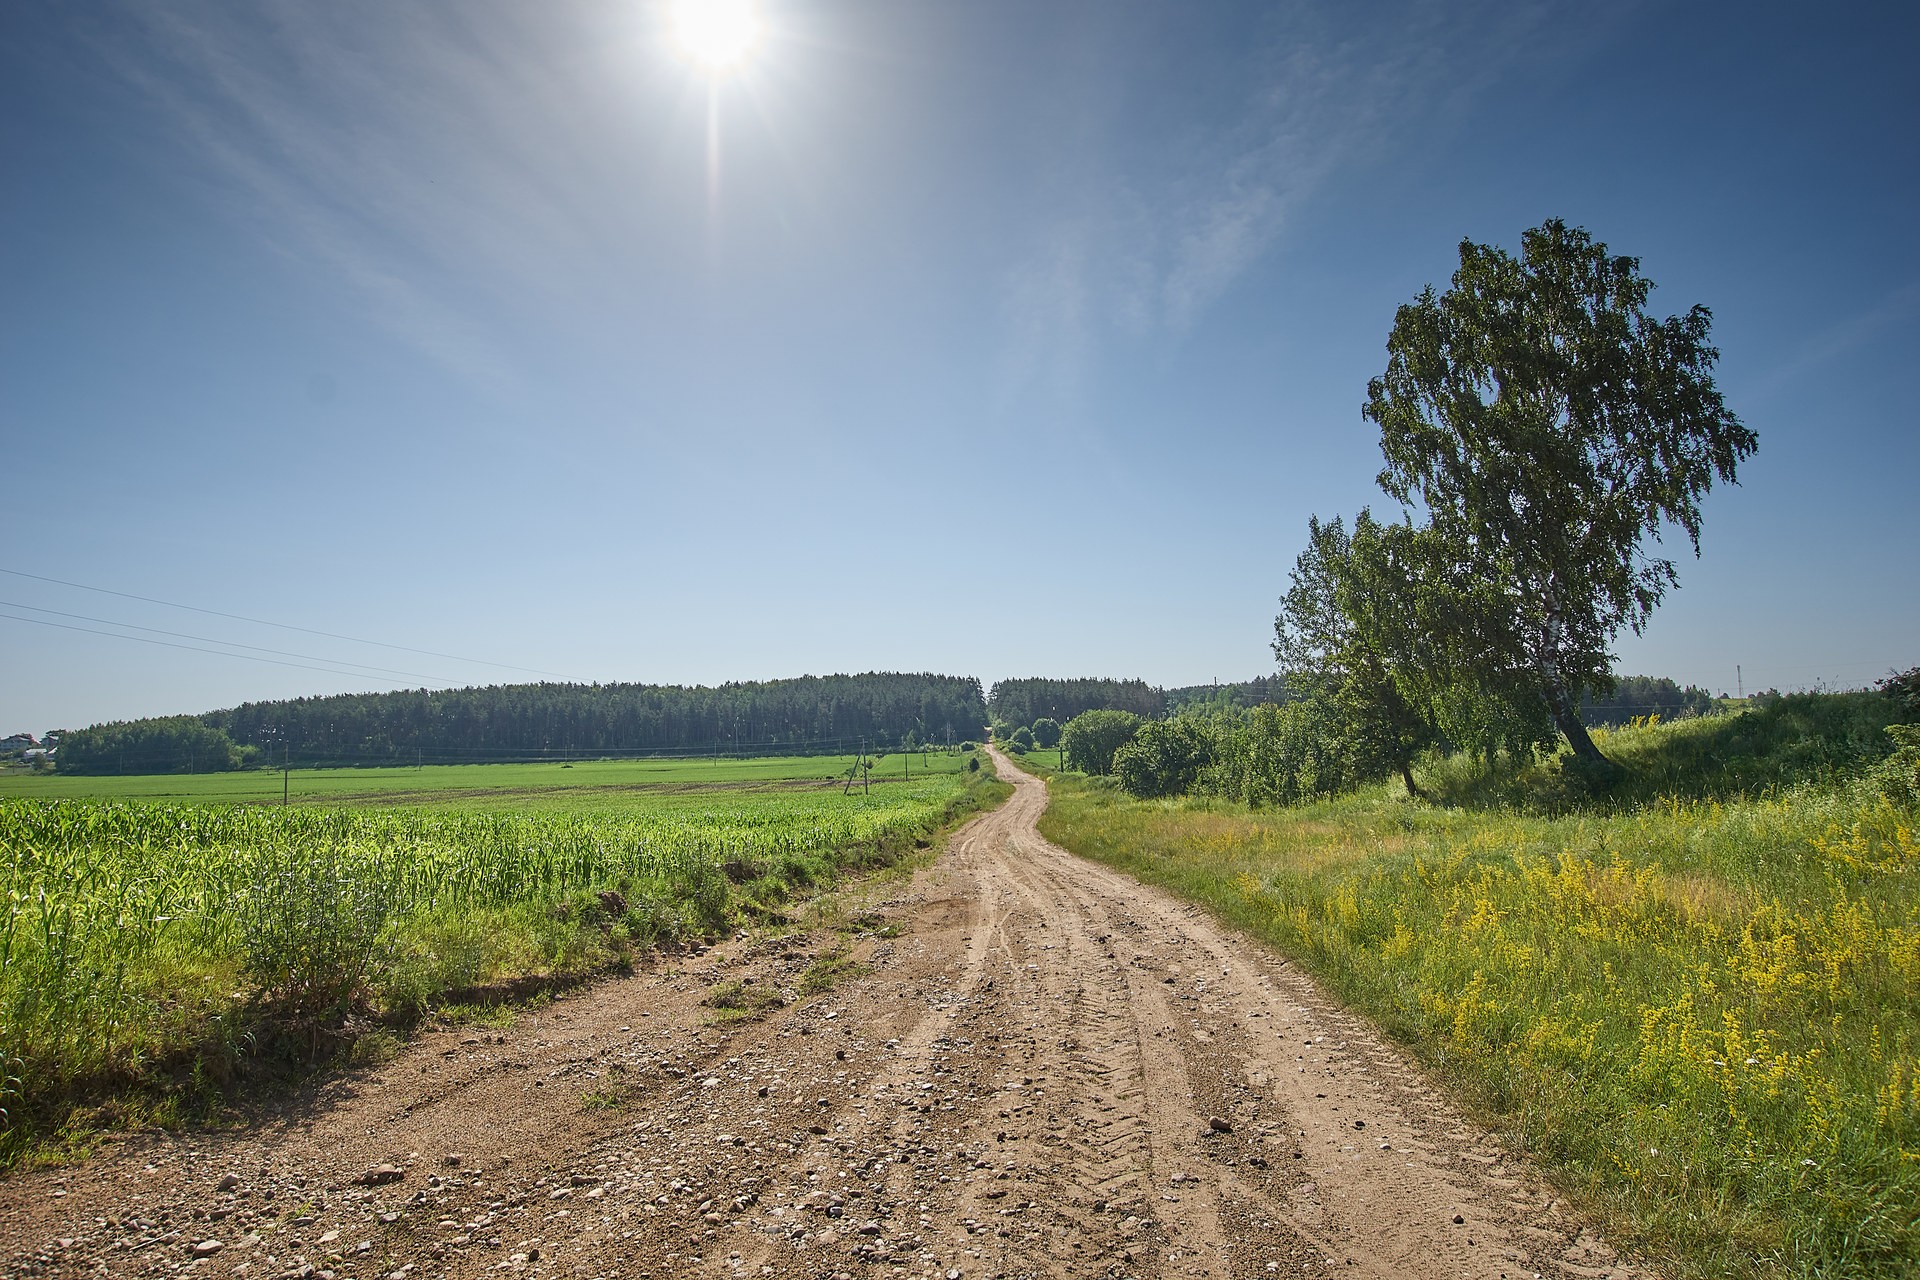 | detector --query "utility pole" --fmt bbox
[1737,665,1743,699]
[282,743,290,807]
